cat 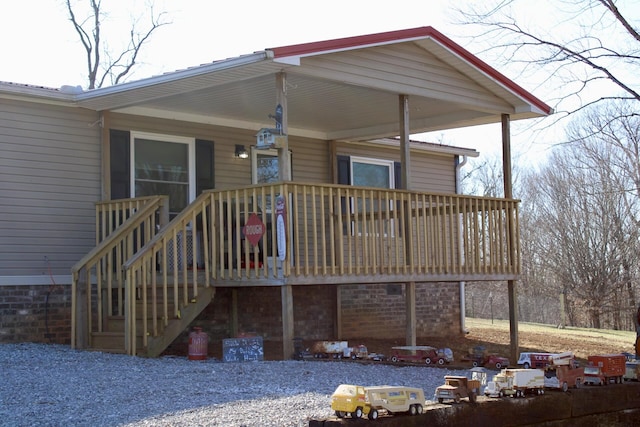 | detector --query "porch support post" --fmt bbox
[335,285,342,339]
[100,111,111,201]
[502,113,519,363]
[281,284,294,359]
[400,95,416,346]
[405,282,417,347]
[230,289,238,337]
[399,95,411,191]
[276,72,292,181]
[74,267,89,349]
[276,72,294,359]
